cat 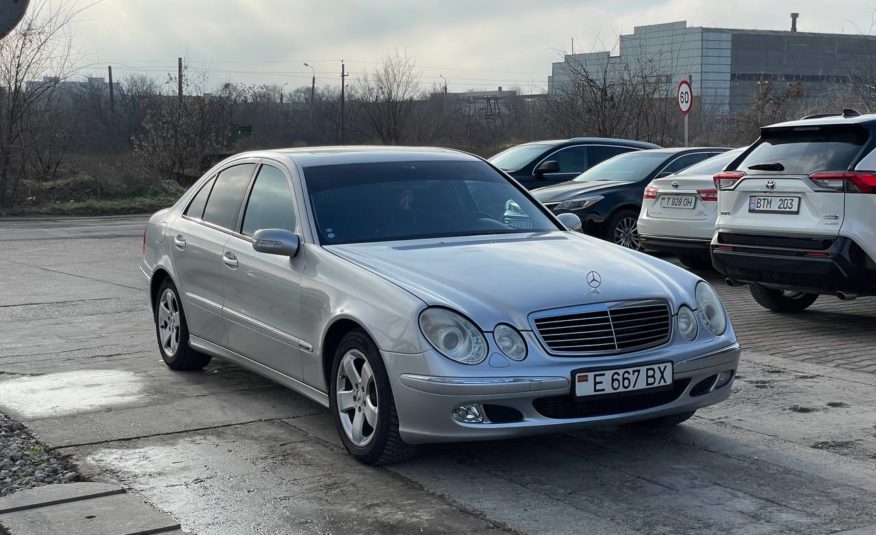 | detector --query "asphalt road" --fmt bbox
[0,215,875,535]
